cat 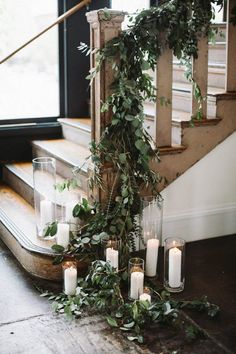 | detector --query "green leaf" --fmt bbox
[82,237,90,244]
[141,60,150,71]
[52,255,64,265]
[124,321,135,329]
[135,139,144,150]
[52,301,59,312]
[106,316,118,327]
[111,119,119,125]
[50,222,58,236]
[51,244,65,253]
[119,153,126,163]
[132,302,138,320]
[127,336,138,342]
[125,115,135,121]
